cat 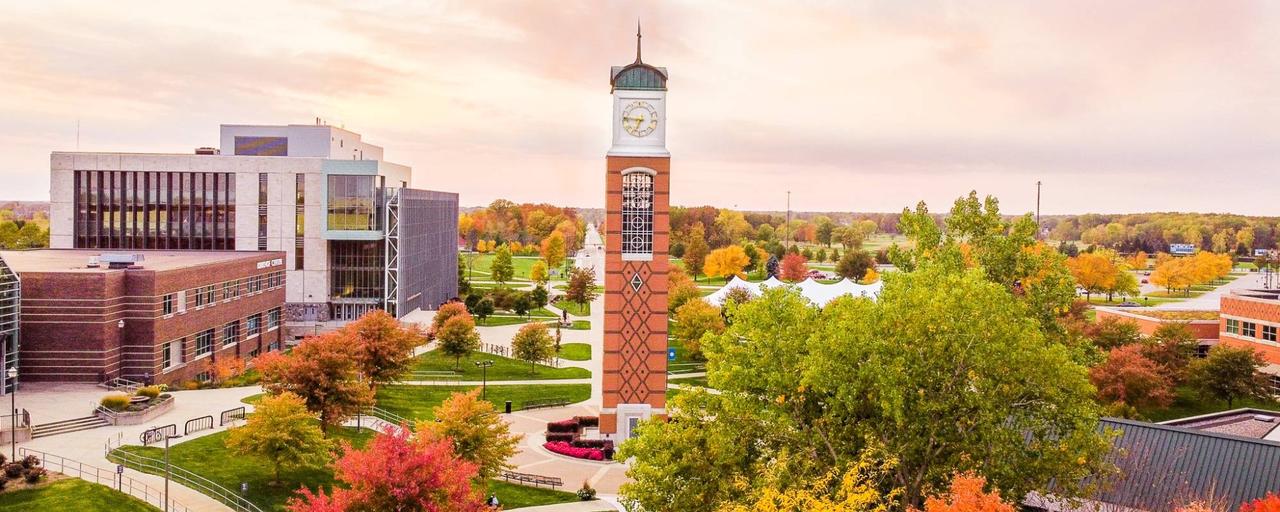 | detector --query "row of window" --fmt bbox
[163,307,282,369]
[160,271,285,316]
[1225,318,1279,343]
